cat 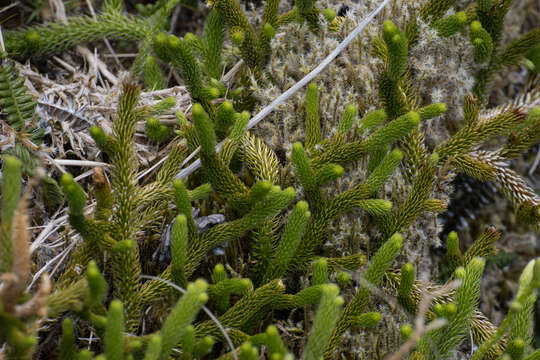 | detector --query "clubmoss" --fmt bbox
[0,0,539,358]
